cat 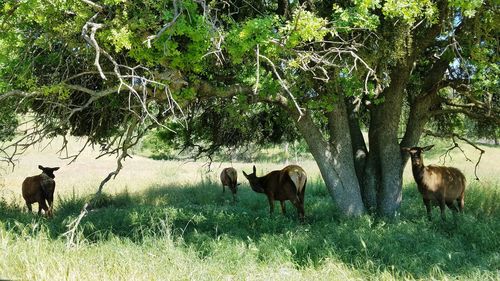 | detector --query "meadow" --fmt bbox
[0,138,499,280]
